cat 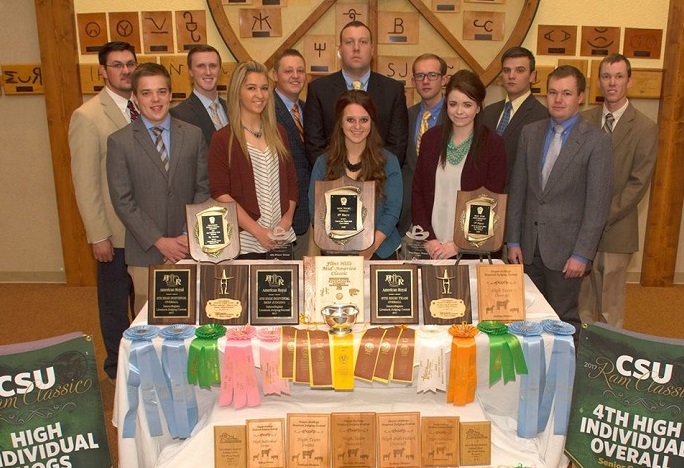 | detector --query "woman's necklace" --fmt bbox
[241,123,263,138]
[446,133,473,166]
[345,159,362,172]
